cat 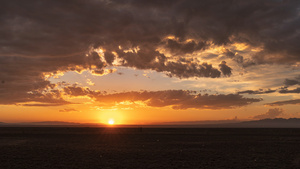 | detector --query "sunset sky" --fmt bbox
[1,0,300,124]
